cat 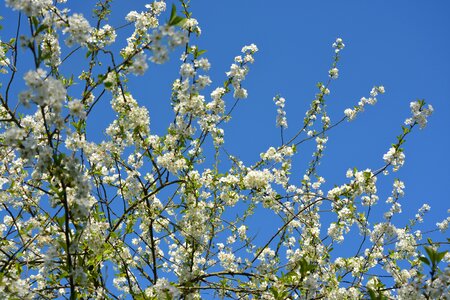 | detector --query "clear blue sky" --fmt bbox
[1,0,449,288]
